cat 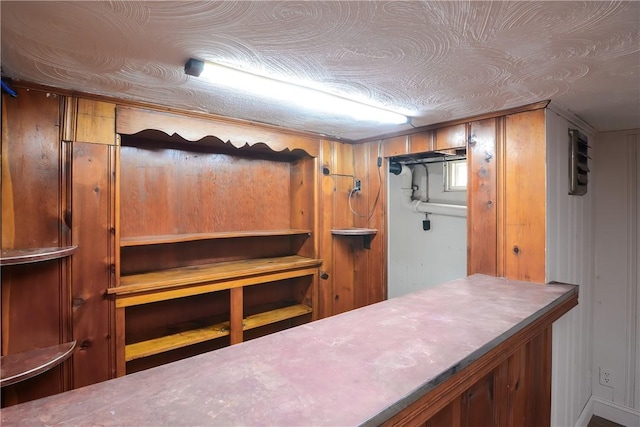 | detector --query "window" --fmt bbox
[444,160,467,191]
